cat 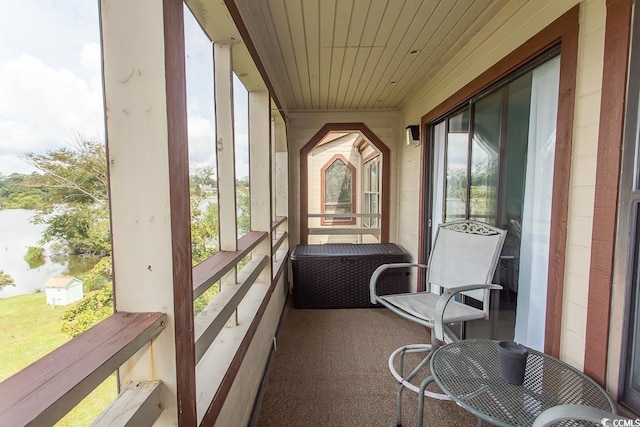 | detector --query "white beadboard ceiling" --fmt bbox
[232,0,510,112]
